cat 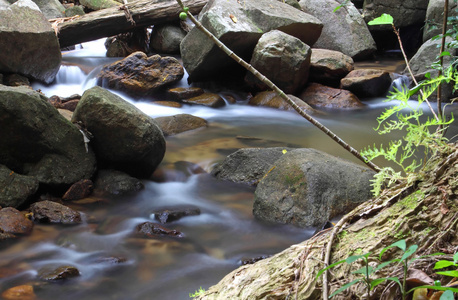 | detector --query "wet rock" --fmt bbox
[155,114,208,136]
[182,93,225,108]
[249,91,318,115]
[299,83,364,109]
[72,86,166,178]
[105,30,148,58]
[181,0,322,82]
[241,255,271,265]
[150,24,187,54]
[340,69,392,98]
[38,265,80,281]
[299,0,376,60]
[0,165,39,208]
[309,49,354,87]
[211,147,293,186]
[1,285,36,300]
[152,101,182,108]
[62,179,94,201]
[151,206,201,224]
[135,222,184,238]
[4,74,31,87]
[253,148,376,227]
[0,207,33,235]
[30,200,82,225]
[0,0,61,83]
[0,85,97,188]
[168,87,204,100]
[97,52,184,97]
[151,161,206,182]
[94,169,144,196]
[245,30,311,94]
